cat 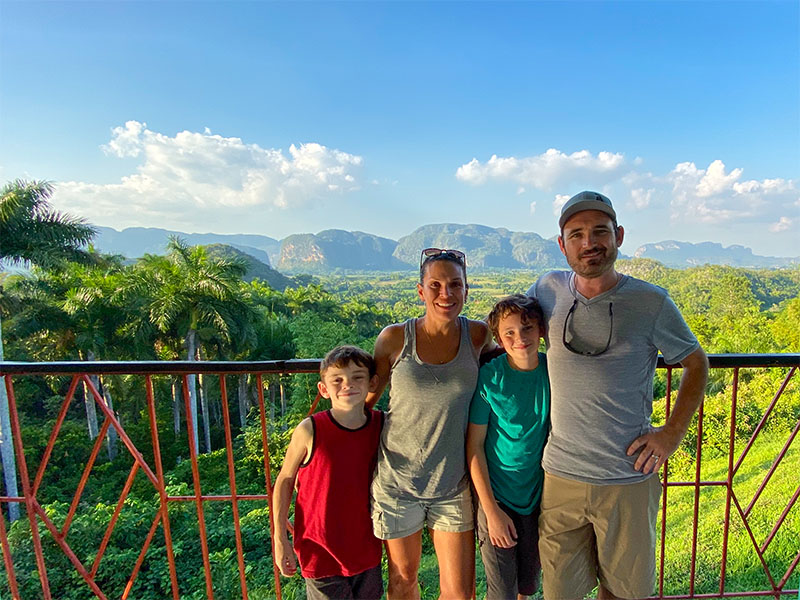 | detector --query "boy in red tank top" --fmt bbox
[273,346,384,600]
